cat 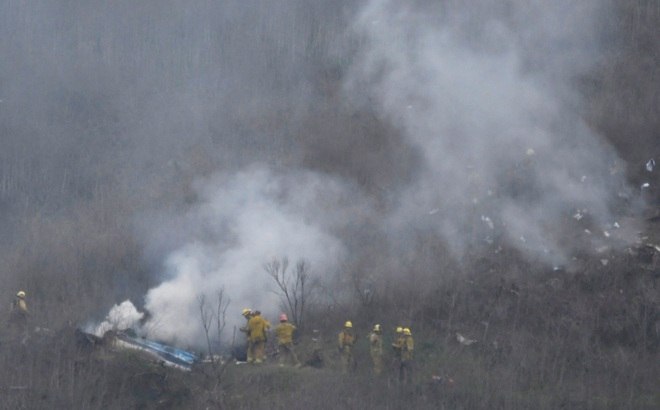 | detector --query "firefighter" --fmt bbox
[275,313,300,367]
[247,310,270,364]
[305,329,324,368]
[391,327,404,379]
[399,327,415,384]
[391,326,403,362]
[337,321,356,373]
[368,323,383,375]
[239,308,253,362]
[9,290,29,343]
